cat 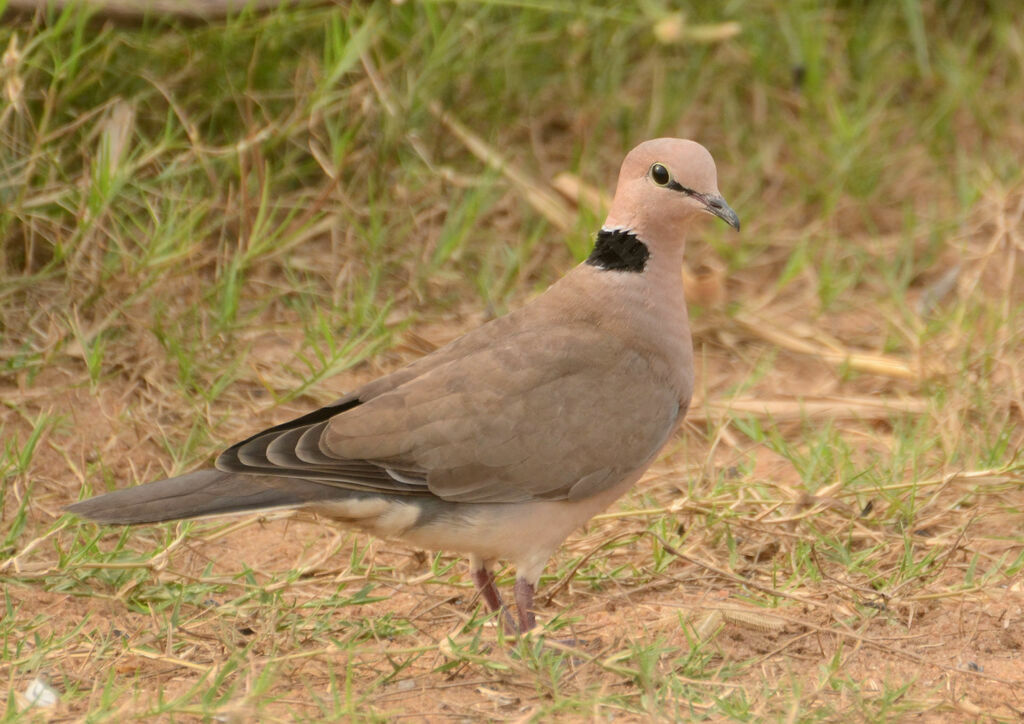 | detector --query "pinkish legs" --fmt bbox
[470,562,536,633]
